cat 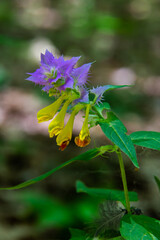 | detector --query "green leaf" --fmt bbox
[154,176,160,192]
[102,84,132,91]
[88,102,111,128]
[96,102,111,110]
[93,102,111,117]
[90,85,131,103]
[0,148,101,190]
[76,180,138,202]
[91,85,131,100]
[98,112,138,167]
[120,214,160,240]
[130,131,160,150]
